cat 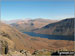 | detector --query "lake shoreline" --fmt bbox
[23,32,74,41]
